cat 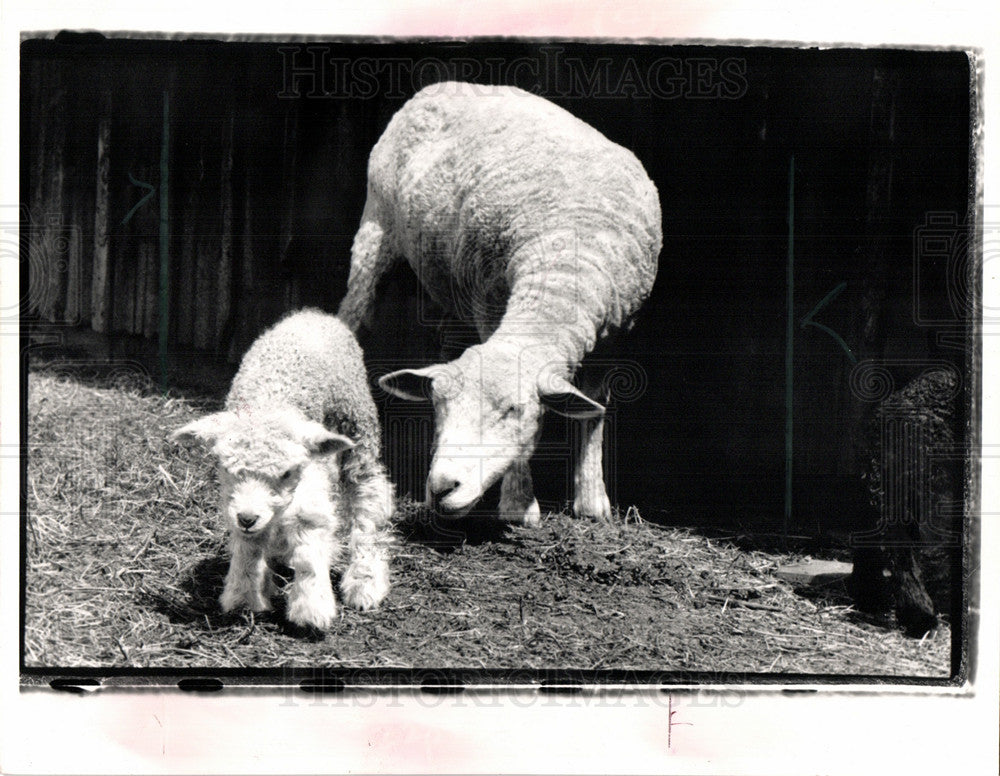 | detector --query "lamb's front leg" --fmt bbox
[340,474,393,611]
[285,528,338,629]
[220,534,273,613]
[499,458,541,526]
[573,414,612,521]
